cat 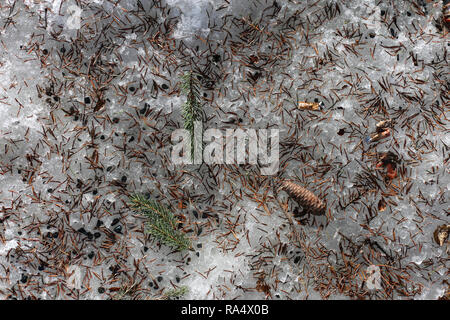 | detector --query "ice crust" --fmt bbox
[0,0,448,300]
